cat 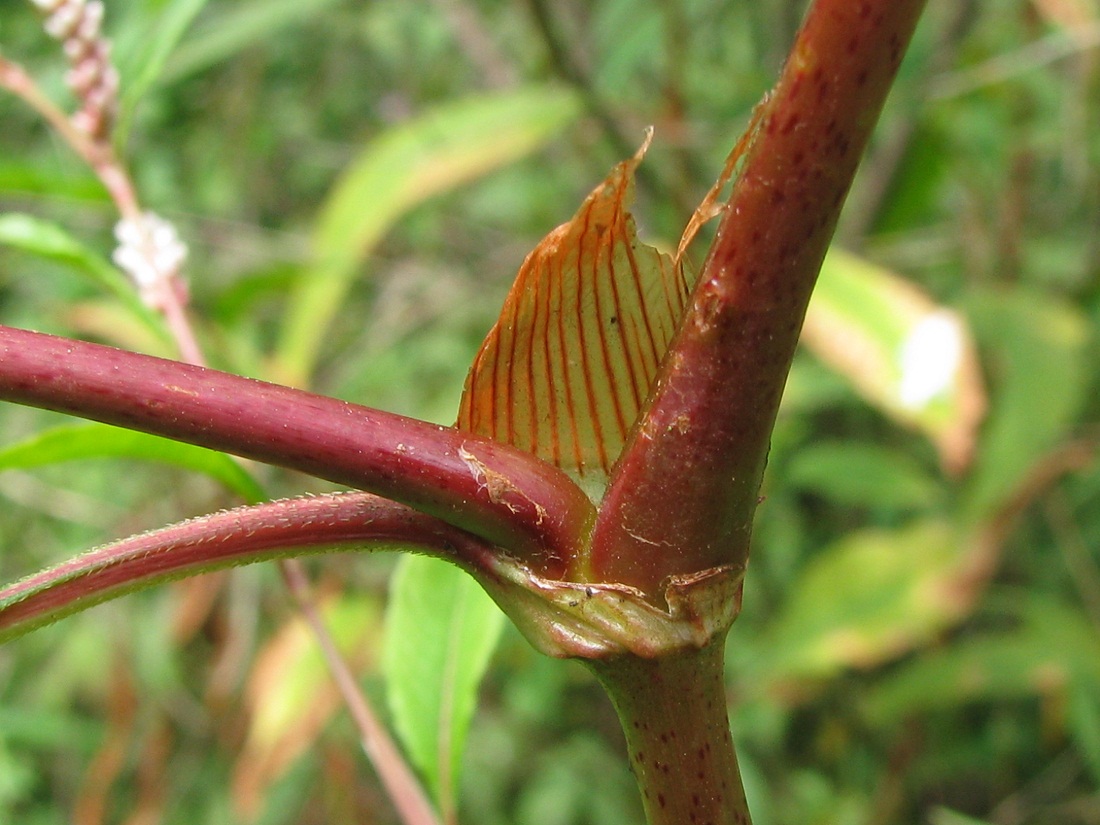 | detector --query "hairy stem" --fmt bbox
[0,325,594,575]
[0,492,495,642]
[590,642,749,825]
